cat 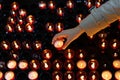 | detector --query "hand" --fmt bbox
[52,26,84,50]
